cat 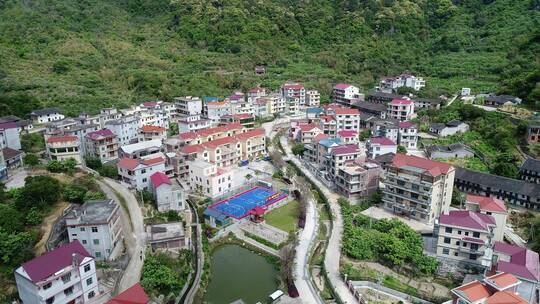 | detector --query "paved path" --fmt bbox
[294,198,325,304]
[184,198,203,304]
[280,136,358,304]
[98,178,146,294]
